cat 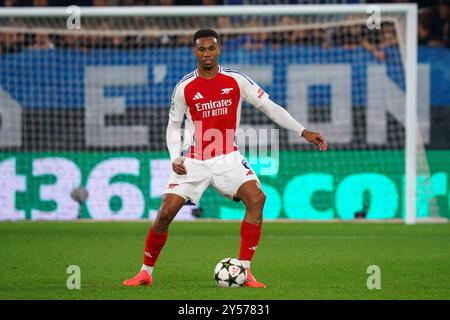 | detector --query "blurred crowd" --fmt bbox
[417,0,450,47]
[0,0,448,57]
[0,17,399,63]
